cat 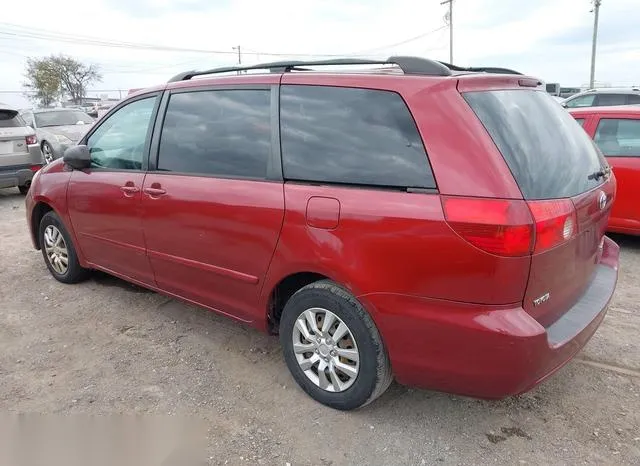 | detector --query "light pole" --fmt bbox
[589,0,601,89]
[441,0,453,64]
